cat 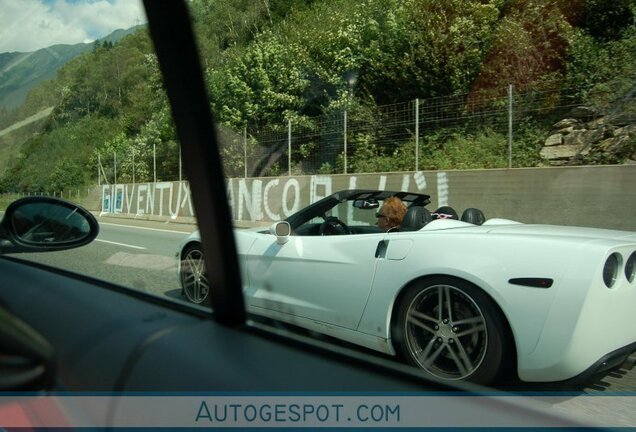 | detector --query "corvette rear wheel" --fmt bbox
[180,243,210,304]
[393,277,505,385]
